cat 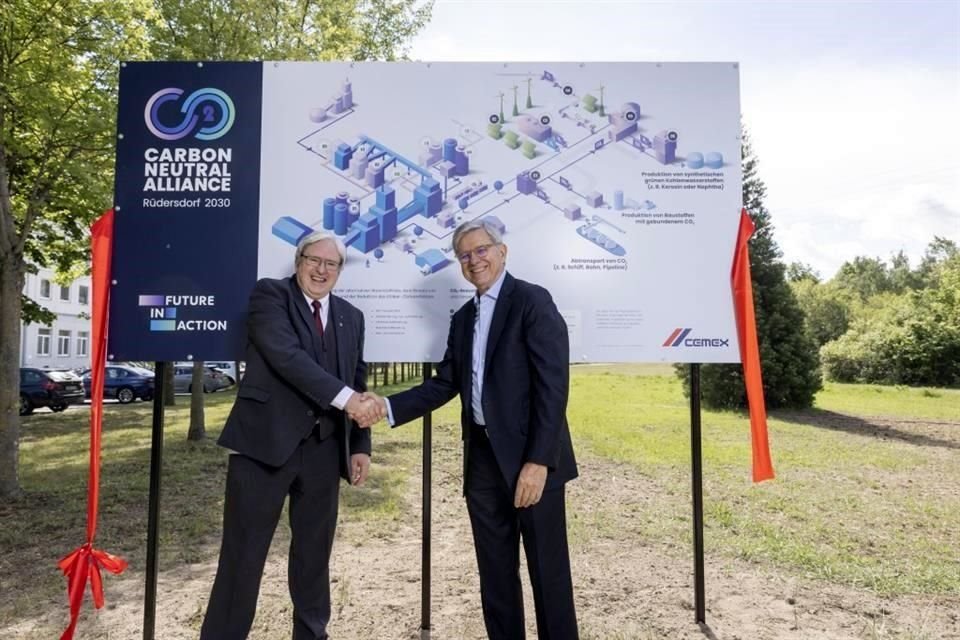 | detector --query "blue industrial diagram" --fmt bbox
[271,69,724,275]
